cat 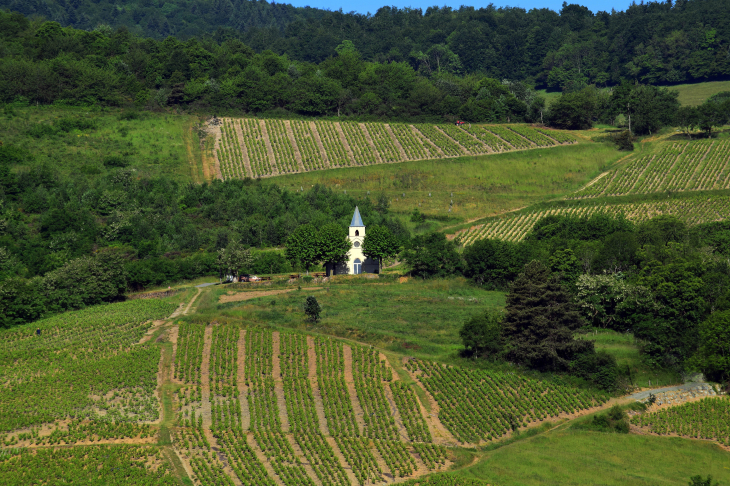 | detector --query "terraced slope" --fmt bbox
[456,195,730,245]
[213,119,577,179]
[171,326,607,485]
[0,302,610,486]
[455,139,730,245]
[571,140,730,198]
